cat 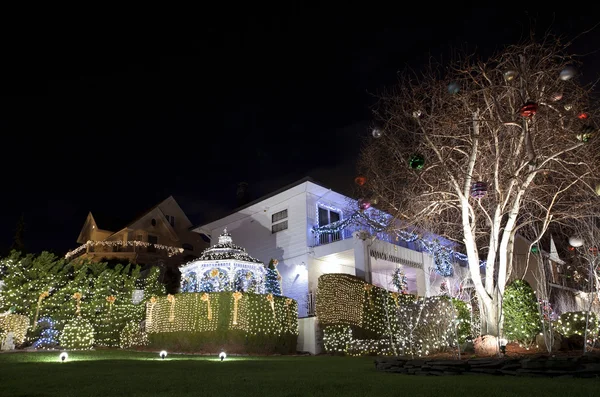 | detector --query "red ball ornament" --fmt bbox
[354,176,367,186]
[519,102,538,118]
[358,199,371,211]
[578,112,589,120]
